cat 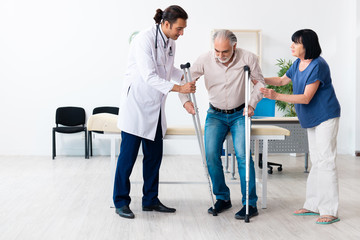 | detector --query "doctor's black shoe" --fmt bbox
[208,200,232,214]
[235,205,258,220]
[115,205,135,219]
[142,201,176,213]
